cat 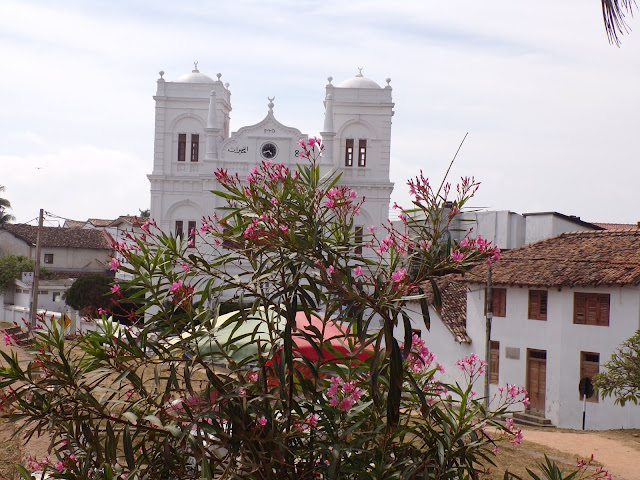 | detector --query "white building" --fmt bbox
[148,66,394,237]
[401,229,640,430]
